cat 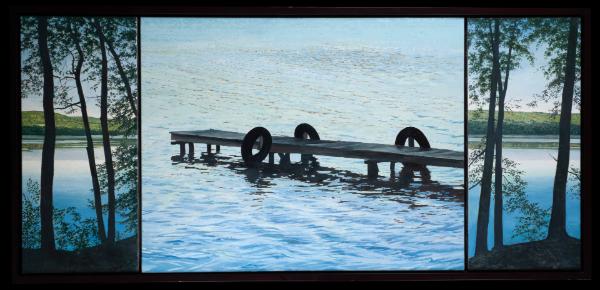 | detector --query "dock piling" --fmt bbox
[188,143,195,159]
[179,142,186,157]
[269,152,275,164]
[278,153,291,166]
[365,160,379,179]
